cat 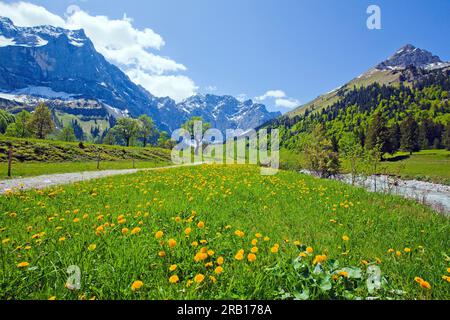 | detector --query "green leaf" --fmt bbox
[293,288,310,300]
[319,277,332,291]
